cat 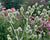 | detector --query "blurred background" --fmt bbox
[0,0,50,9]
